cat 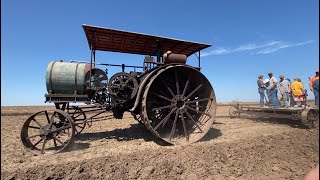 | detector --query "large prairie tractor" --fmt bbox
[21,25,216,155]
